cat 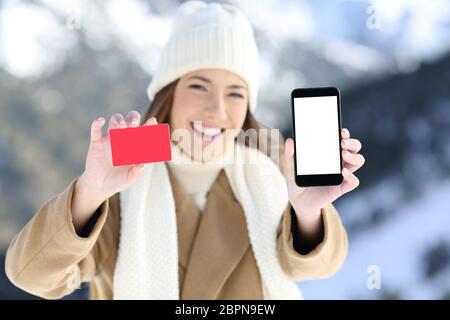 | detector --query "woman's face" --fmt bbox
[170,68,249,162]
